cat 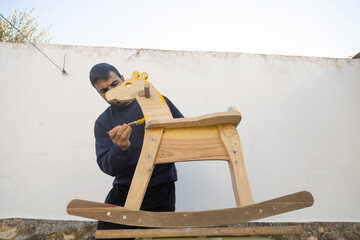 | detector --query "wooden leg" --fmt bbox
[124,128,164,210]
[218,124,254,207]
